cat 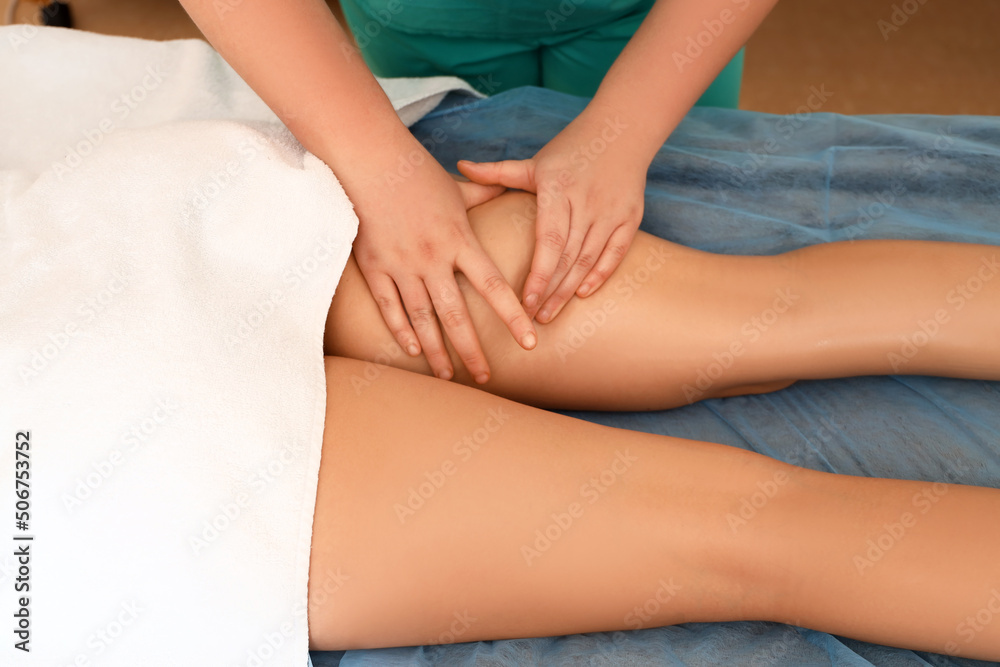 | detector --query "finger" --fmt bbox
[522,193,571,317]
[425,273,492,384]
[457,159,536,191]
[454,179,508,209]
[396,280,455,381]
[536,224,588,321]
[457,245,537,353]
[358,269,421,357]
[578,224,638,298]
[536,228,607,324]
